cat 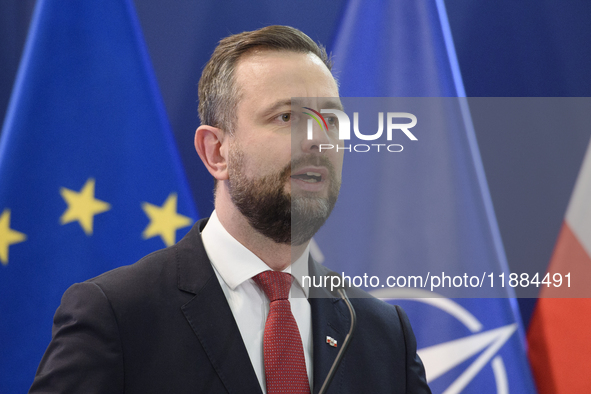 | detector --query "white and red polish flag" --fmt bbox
[528,139,591,393]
